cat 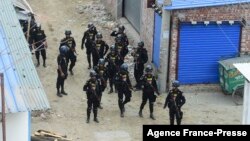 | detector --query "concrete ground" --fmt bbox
[28,0,243,140]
